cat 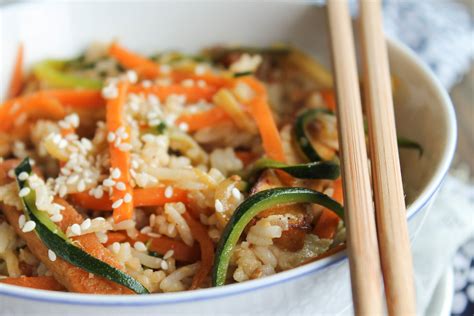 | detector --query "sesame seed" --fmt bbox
[51,214,63,222]
[103,178,116,187]
[142,80,152,88]
[123,193,132,203]
[93,187,104,199]
[102,84,118,99]
[81,218,91,230]
[107,132,116,143]
[111,168,121,179]
[140,226,152,234]
[48,250,57,262]
[118,143,133,152]
[58,139,68,149]
[115,182,126,191]
[112,242,120,254]
[66,174,79,185]
[18,187,31,198]
[112,199,124,209]
[18,172,29,181]
[232,187,241,200]
[160,260,169,270]
[164,186,173,198]
[215,199,224,213]
[96,232,108,243]
[126,70,138,84]
[7,169,16,179]
[22,221,36,233]
[70,223,81,236]
[77,180,86,192]
[18,215,26,228]
[52,134,62,144]
[195,65,206,75]
[178,122,189,132]
[160,64,171,74]
[163,250,174,260]
[134,241,147,252]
